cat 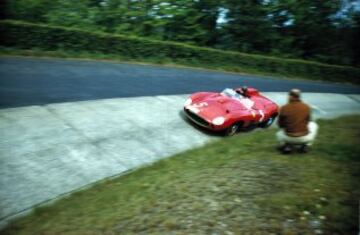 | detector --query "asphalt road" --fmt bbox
[0,56,359,108]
